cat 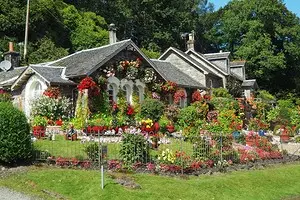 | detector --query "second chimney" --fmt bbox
[3,42,20,69]
[187,30,195,50]
[109,23,117,44]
